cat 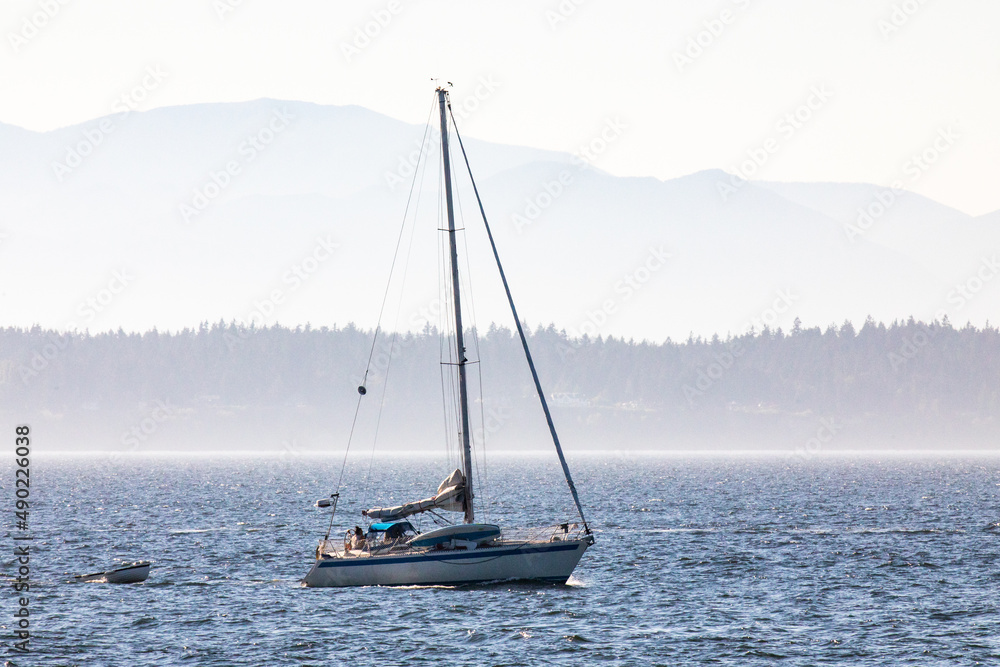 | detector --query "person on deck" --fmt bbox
[351,526,366,550]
